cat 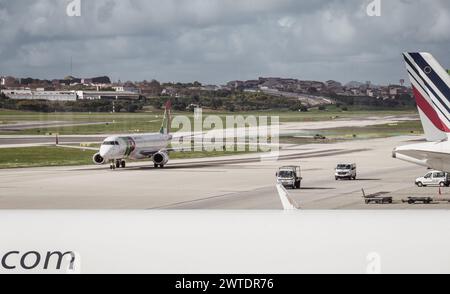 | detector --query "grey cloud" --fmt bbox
[0,0,449,84]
